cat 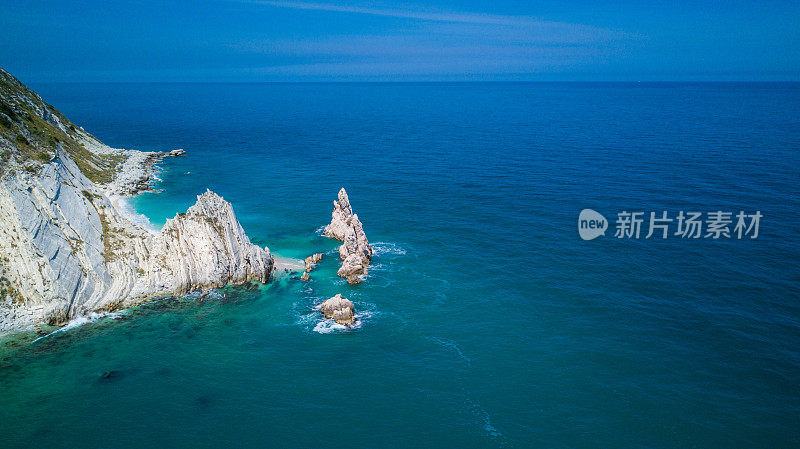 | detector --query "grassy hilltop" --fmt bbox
[0,68,124,183]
